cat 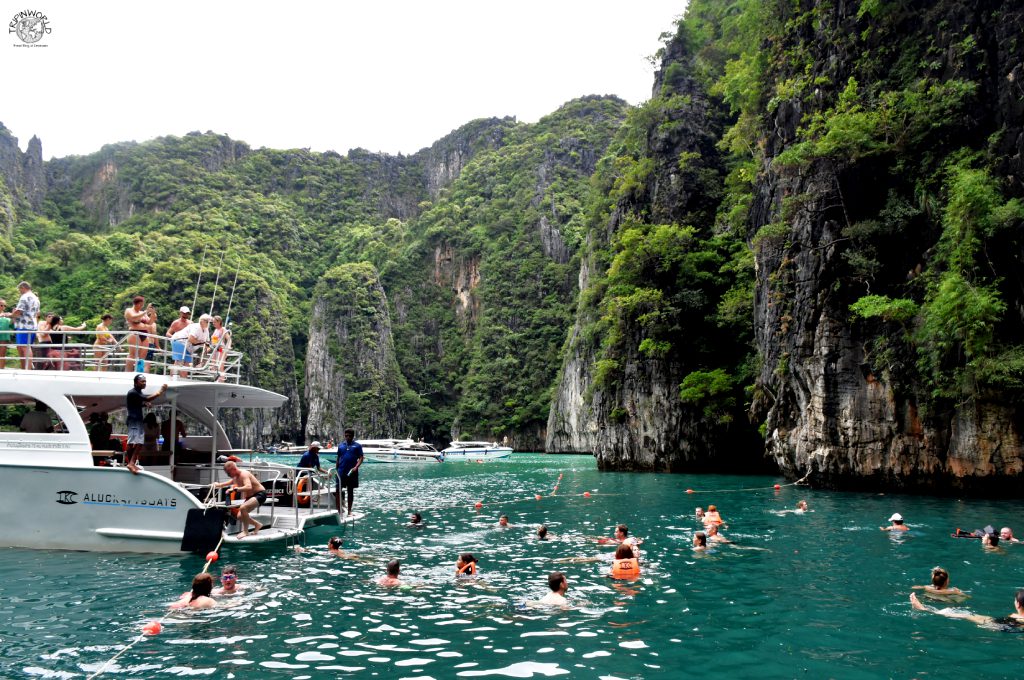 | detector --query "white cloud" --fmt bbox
[1,0,685,159]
